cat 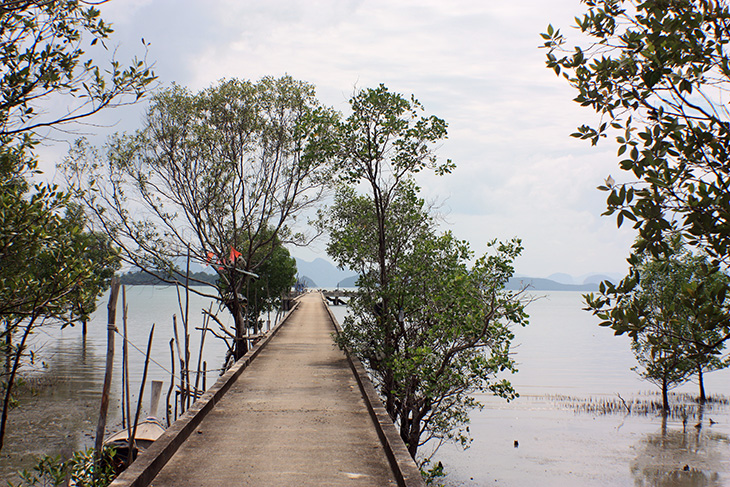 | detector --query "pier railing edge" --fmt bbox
[108,300,301,487]
[322,294,426,487]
